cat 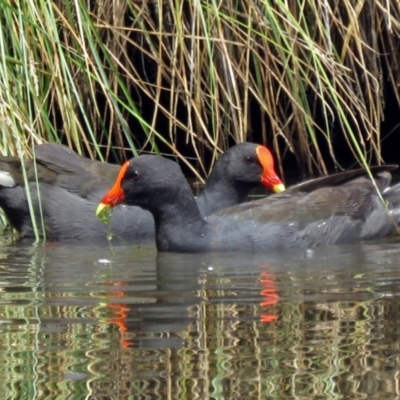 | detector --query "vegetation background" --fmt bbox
[0,0,399,182]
